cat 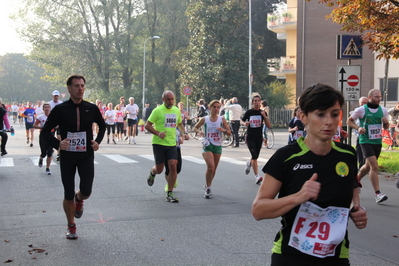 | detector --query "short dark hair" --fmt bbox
[66,74,86,86]
[261,100,268,107]
[299,83,344,115]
